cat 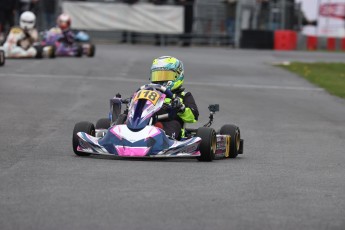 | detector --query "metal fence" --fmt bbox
[234,0,301,47]
[28,0,303,47]
[193,1,229,45]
